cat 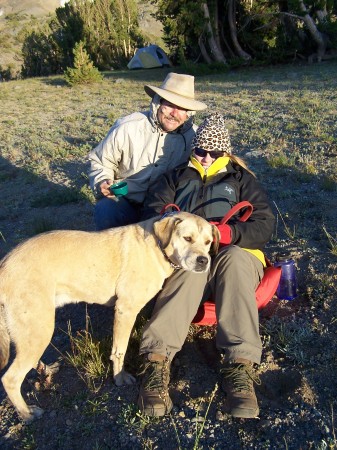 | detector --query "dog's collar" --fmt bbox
[160,211,179,220]
[160,203,181,219]
[157,240,181,270]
